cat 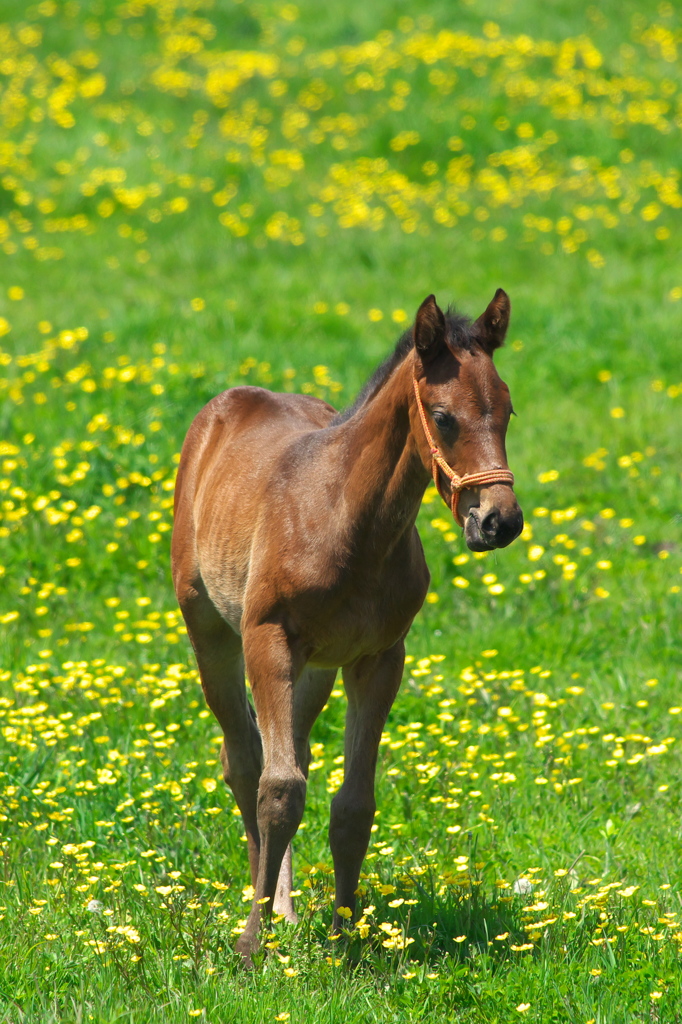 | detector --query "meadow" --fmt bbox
[0,0,681,1020]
